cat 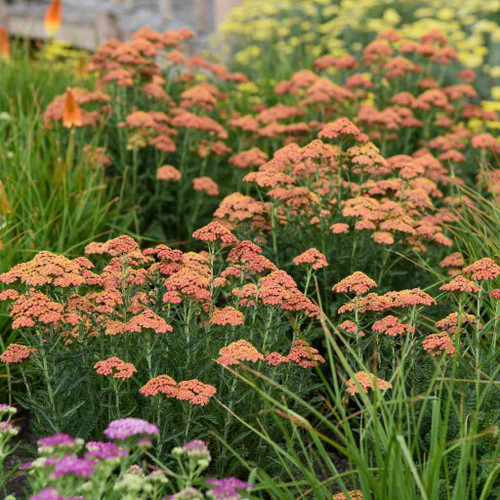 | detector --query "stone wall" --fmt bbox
[2,0,243,50]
